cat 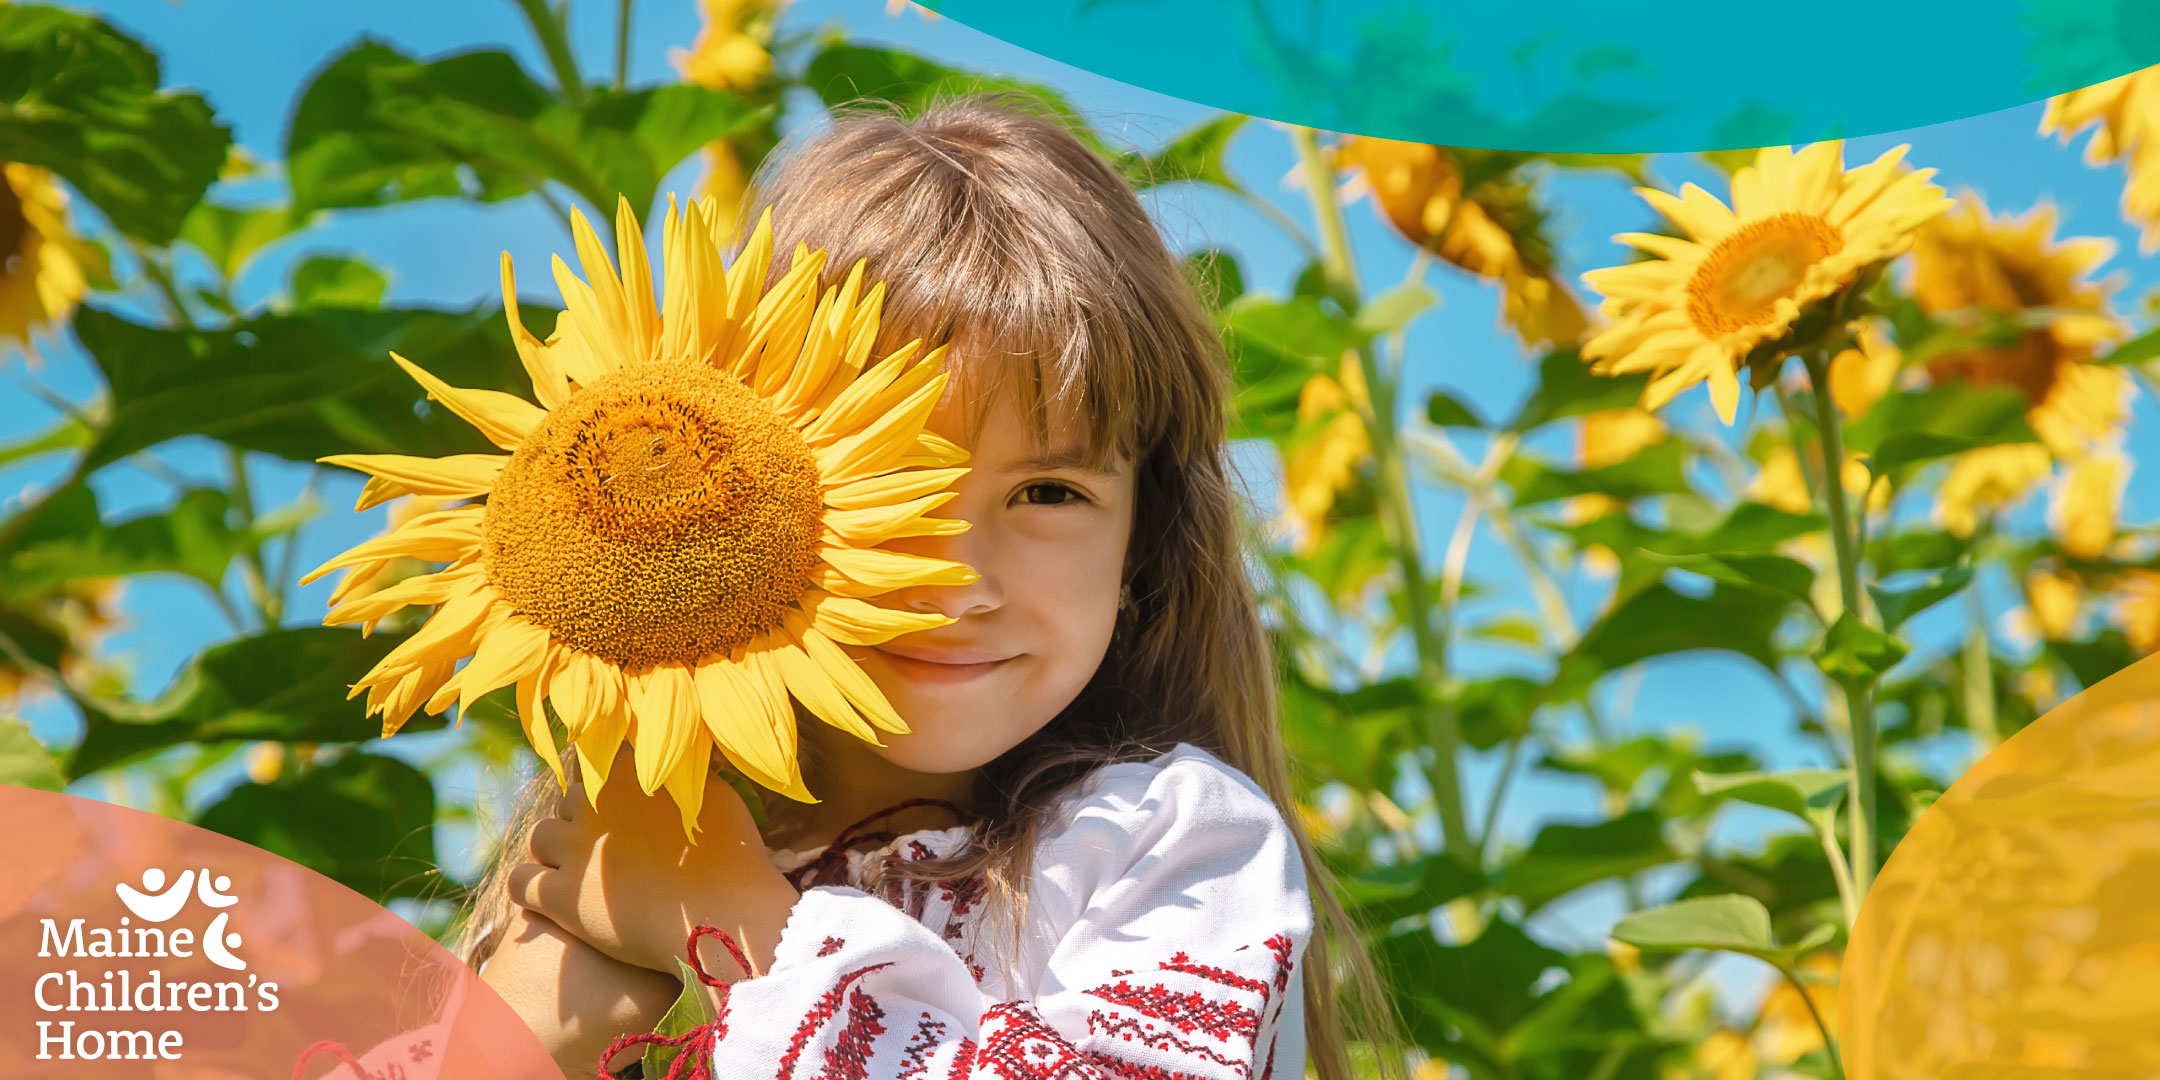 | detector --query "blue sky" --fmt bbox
[7,0,2159,960]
